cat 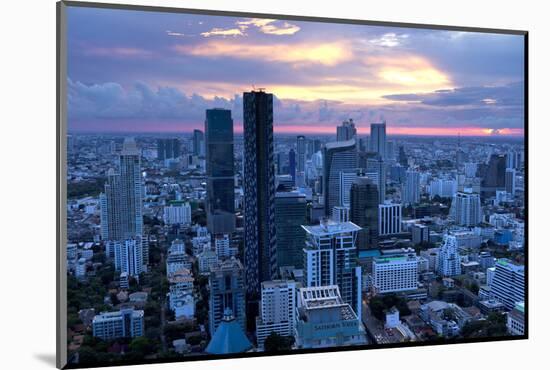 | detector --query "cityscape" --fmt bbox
[64,6,525,368]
